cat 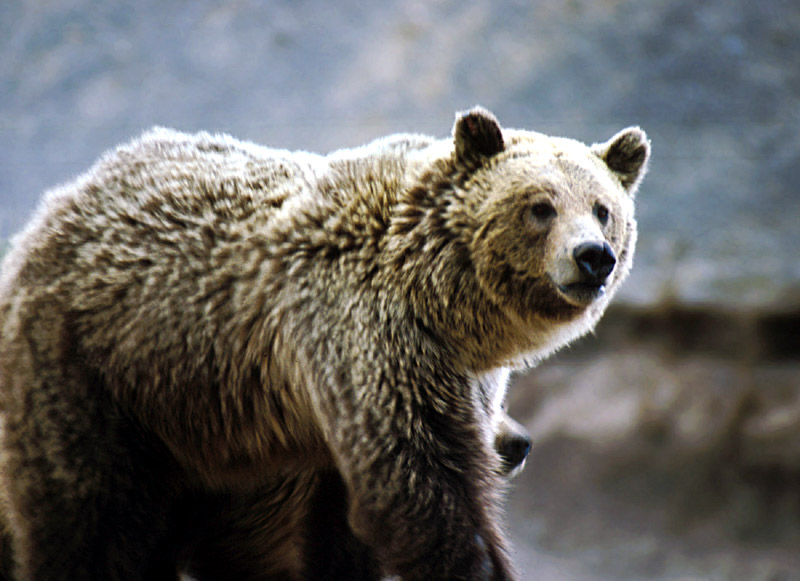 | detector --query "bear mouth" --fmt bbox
[557,282,607,306]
